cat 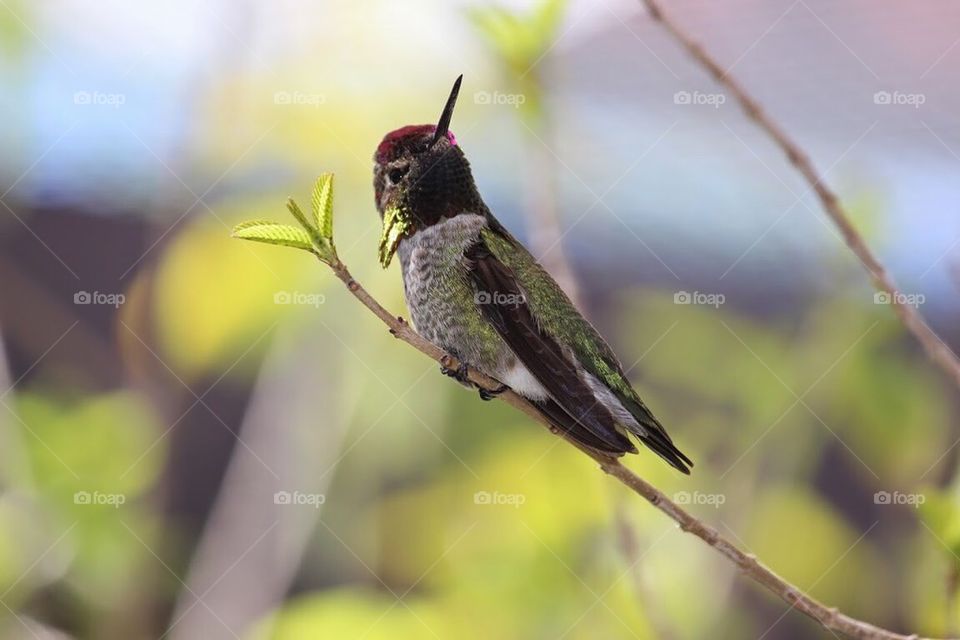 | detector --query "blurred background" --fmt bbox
[1,0,959,638]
